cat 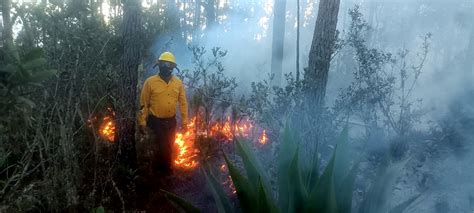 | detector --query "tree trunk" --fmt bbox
[296,0,300,81]
[1,0,19,60]
[194,0,201,43]
[304,0,340,111]
[0,13,3,48]
[466,19,474,82]
[271,0,286,86]
[205,0,216,30]
[117,0,142,168]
